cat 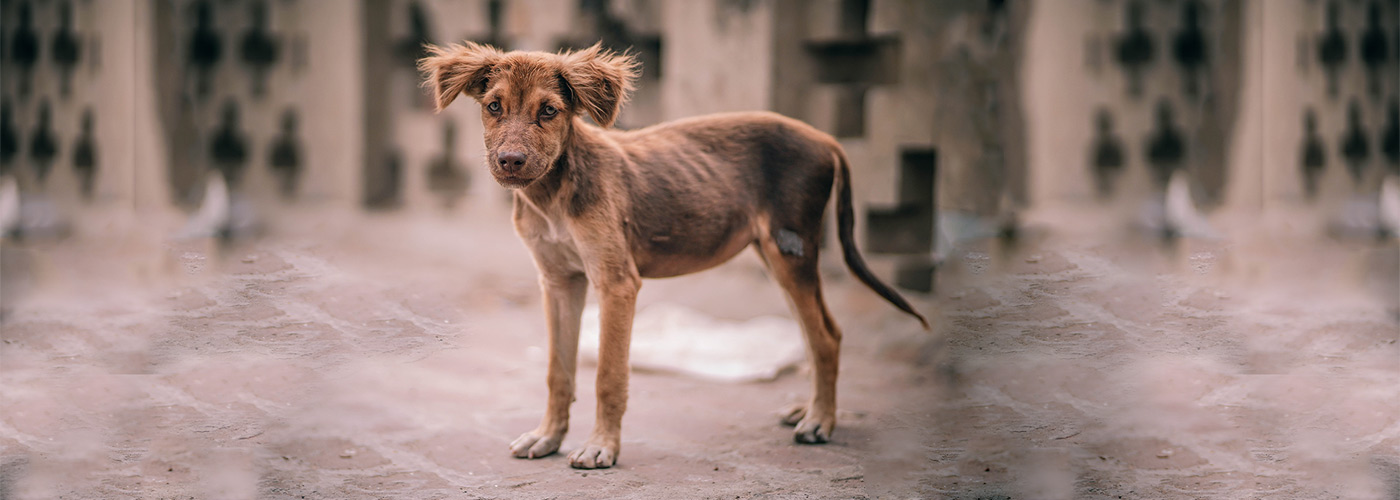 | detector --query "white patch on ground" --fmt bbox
[579,303,805,383]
